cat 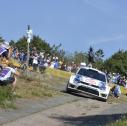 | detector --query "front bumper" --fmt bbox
[67,82,109,100]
